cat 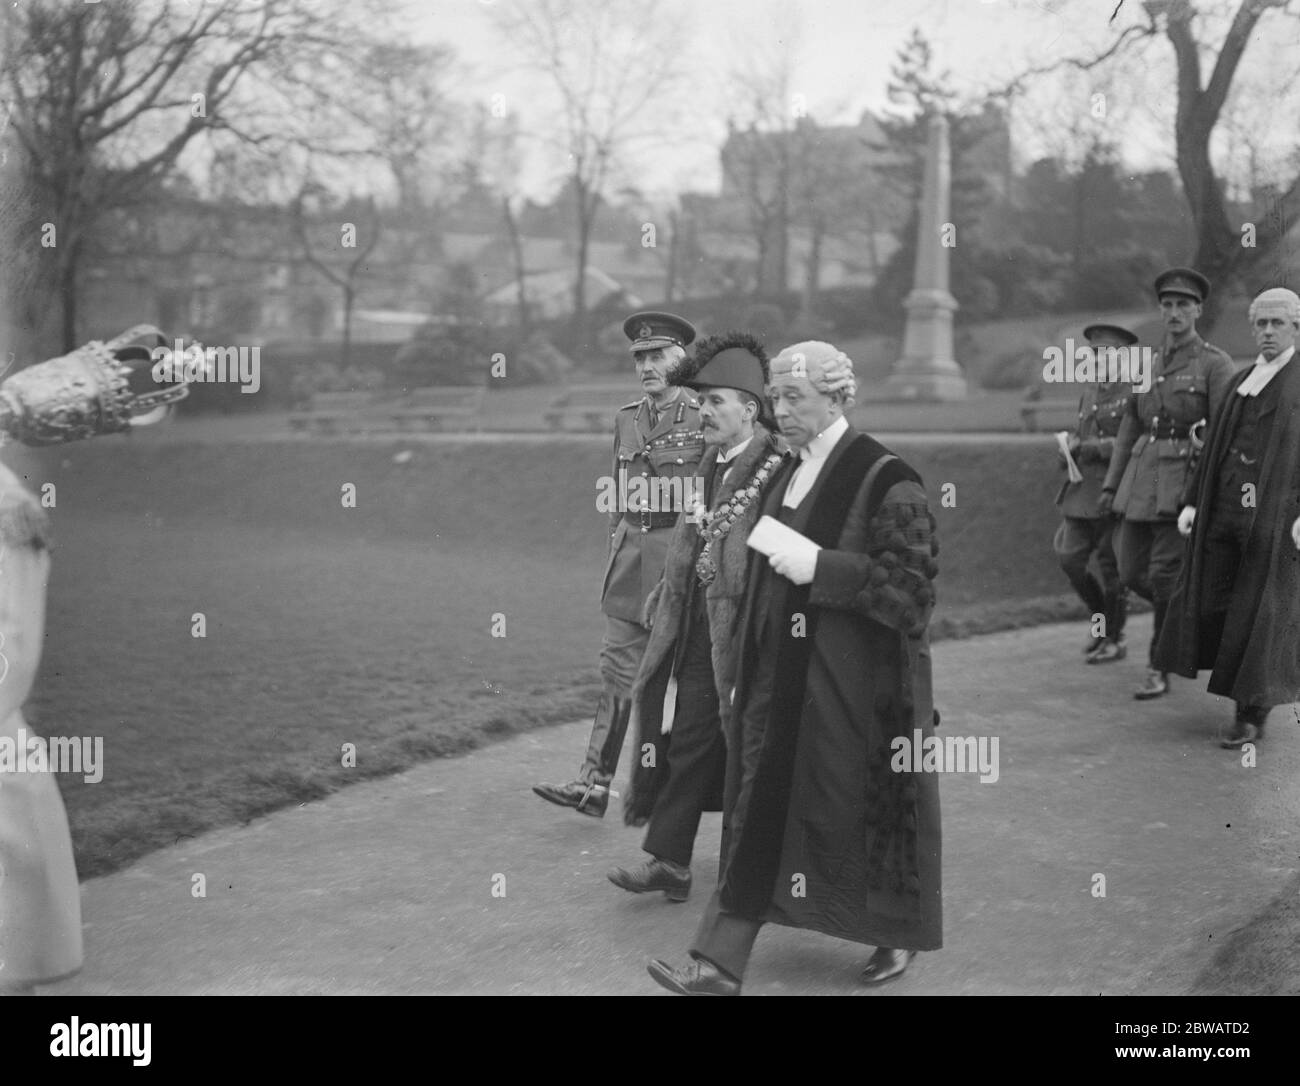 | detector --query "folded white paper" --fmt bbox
[747,514,816,557]
[1055,430,1084,484]
[660,674,678,735]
